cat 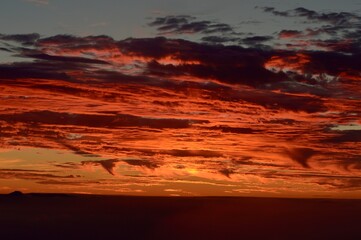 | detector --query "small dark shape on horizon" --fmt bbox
[9,191,24,197]
[28,193,73,198]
